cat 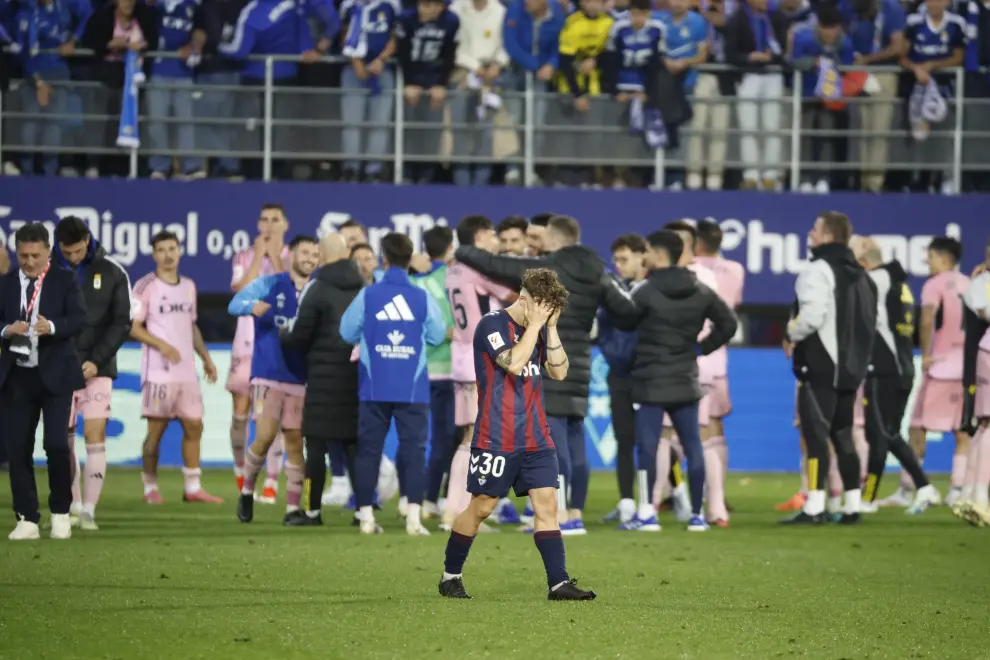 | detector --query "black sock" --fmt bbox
[304,437,327,512]
[444,531,475,575]
[534,530,569,589]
